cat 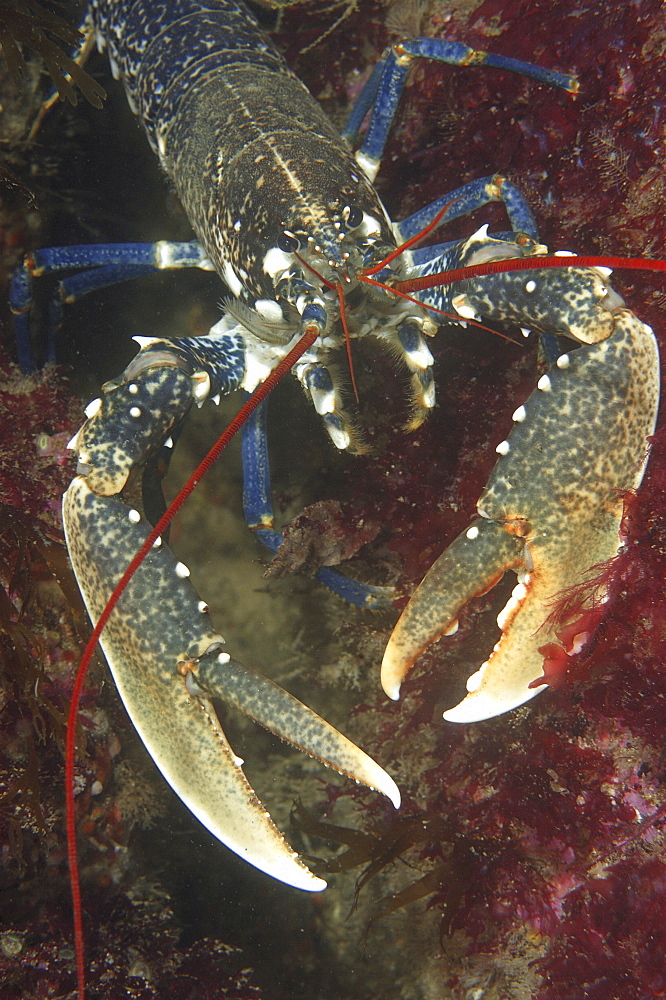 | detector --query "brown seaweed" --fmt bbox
[0,0,105,108]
